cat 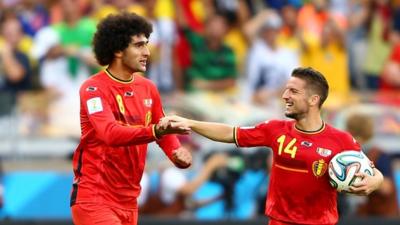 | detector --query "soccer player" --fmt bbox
[70,12,192,225]
[162,67,384,225]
